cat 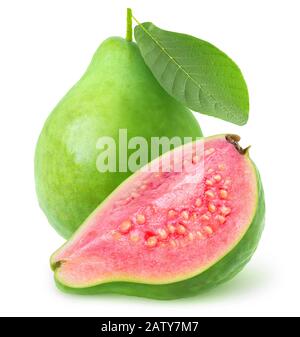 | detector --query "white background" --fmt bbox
[0,0,299,317]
